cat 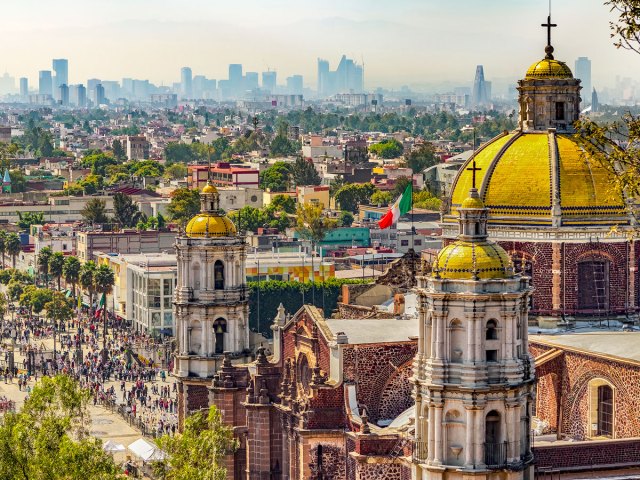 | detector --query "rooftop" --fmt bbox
[530,330,640,364]
[323,317,417,345]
